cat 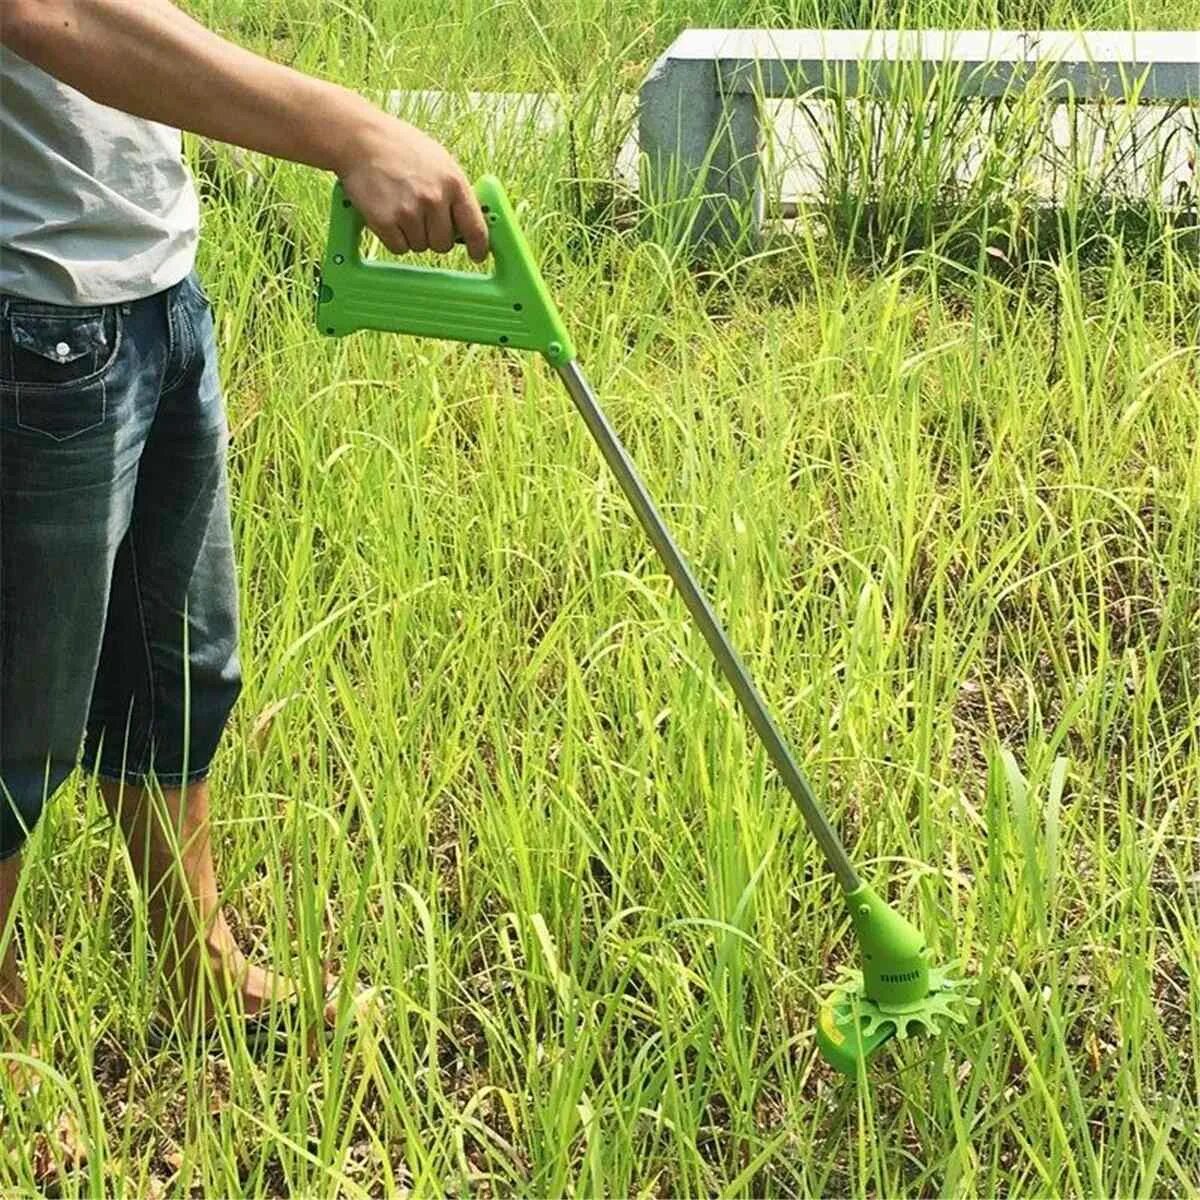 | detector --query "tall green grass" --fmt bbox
[192,0,1199,90]
[3,2,1199,1195]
